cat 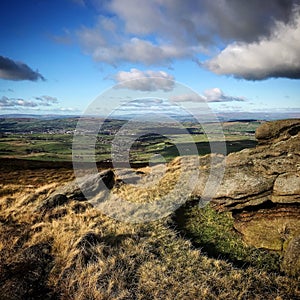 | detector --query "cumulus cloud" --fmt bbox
[107,0,297,44]
[169,94,206,103]
[114,68,175,91]
[170,88,246,103]
[123,99,164,106]
[205,8,300,80]
[76,0,300,79]
[0,96,38,108]
[0,96,79,112]
[204,88,246,102]
[0,56,45,81]
[35,95,59,106]
[57,107,79,112]
[78,22,197,65]
[110,98,185,116]
[0,95,62,110]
